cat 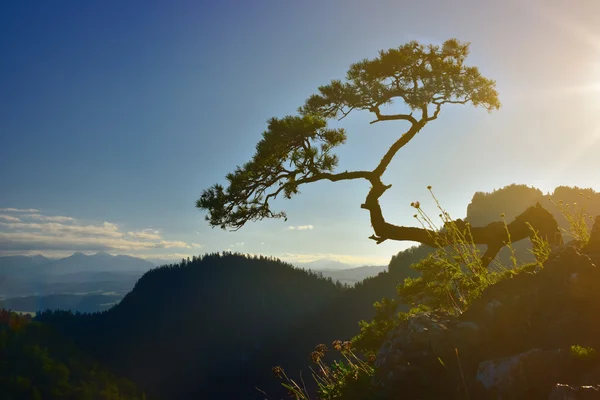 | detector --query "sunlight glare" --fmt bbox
[518,1,600,107]
[590,61,600,99]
